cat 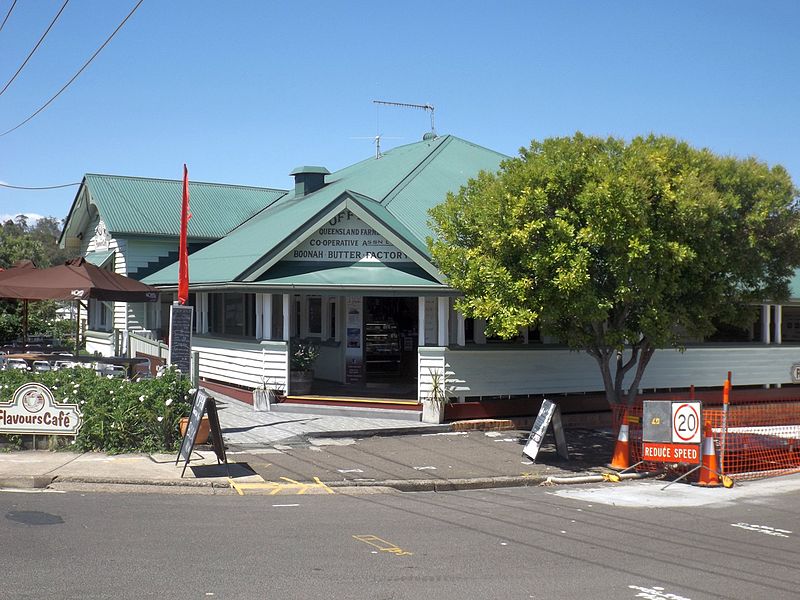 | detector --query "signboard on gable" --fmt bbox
[285,210,412,264]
